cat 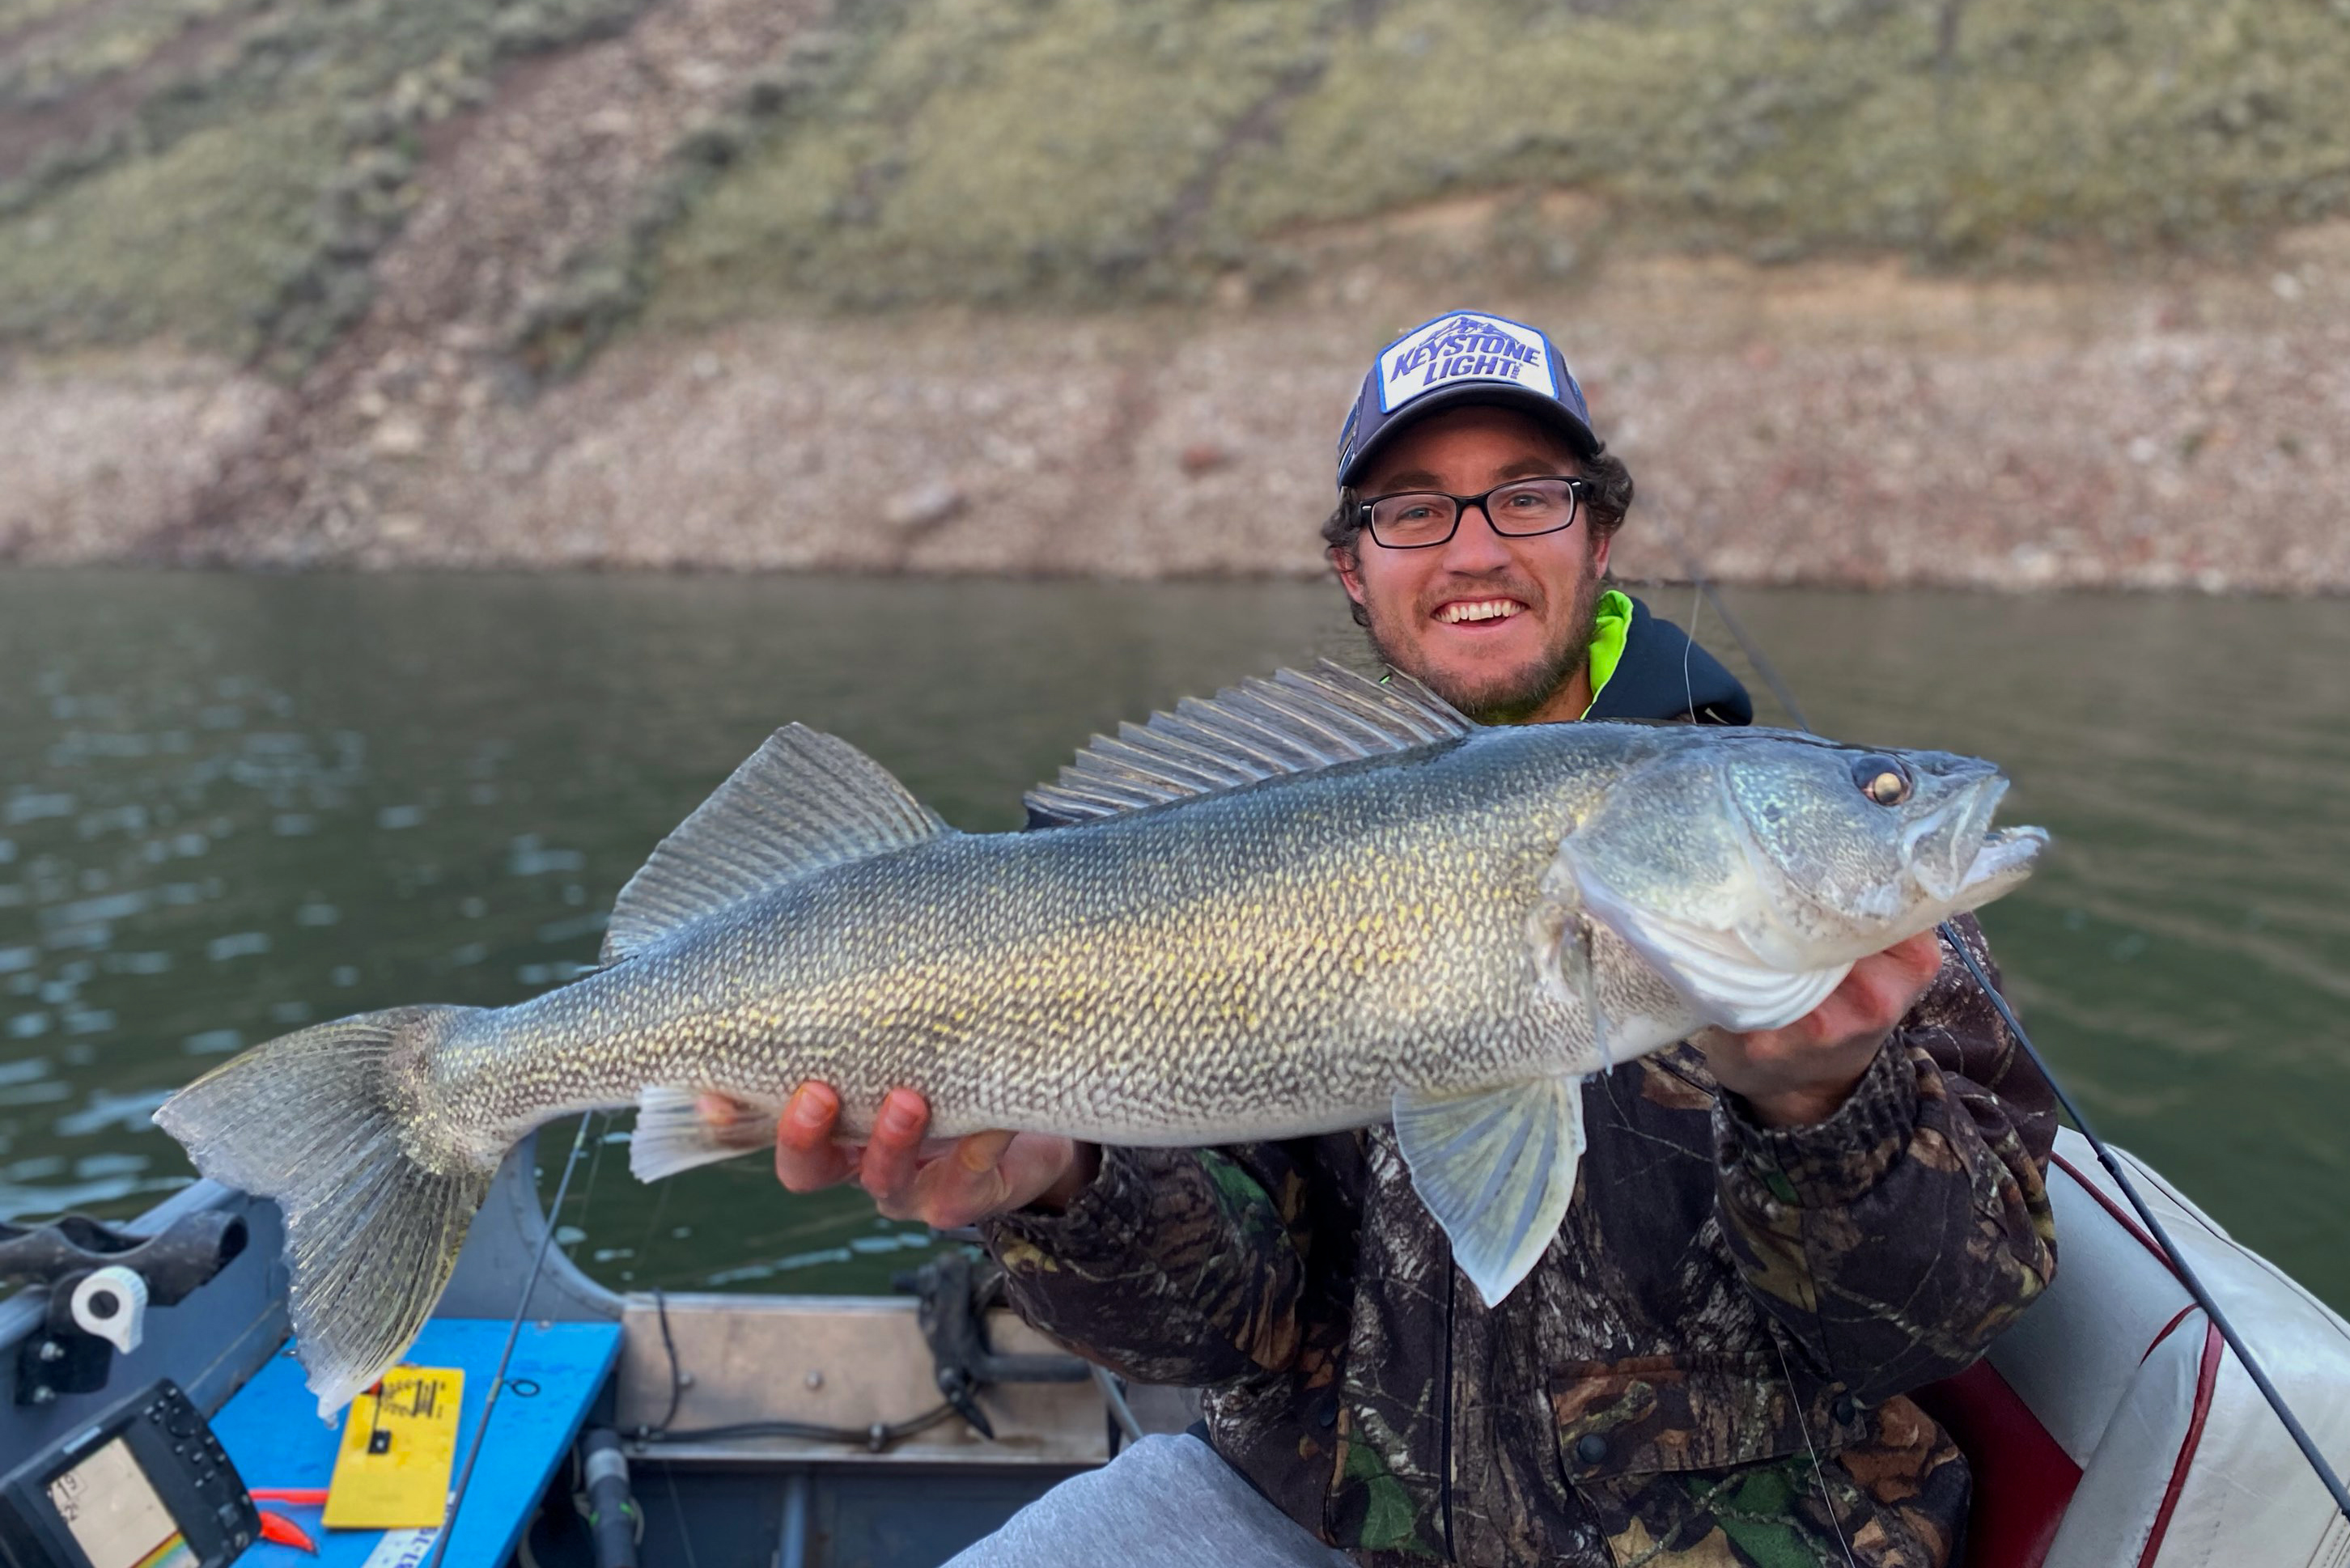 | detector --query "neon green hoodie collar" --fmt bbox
[1580,588,1633,717]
